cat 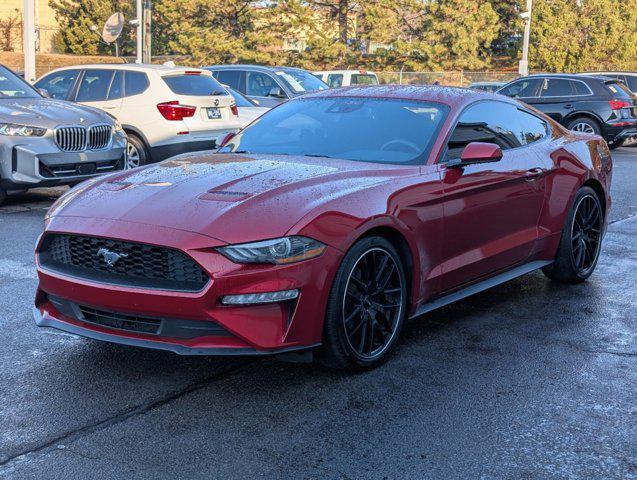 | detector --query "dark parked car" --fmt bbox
[204,65,328,107]
[497,74,637,148]
[584,72,637,93]
[35,86,611,370]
